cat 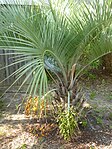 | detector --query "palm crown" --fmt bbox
[0,0,112,107]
